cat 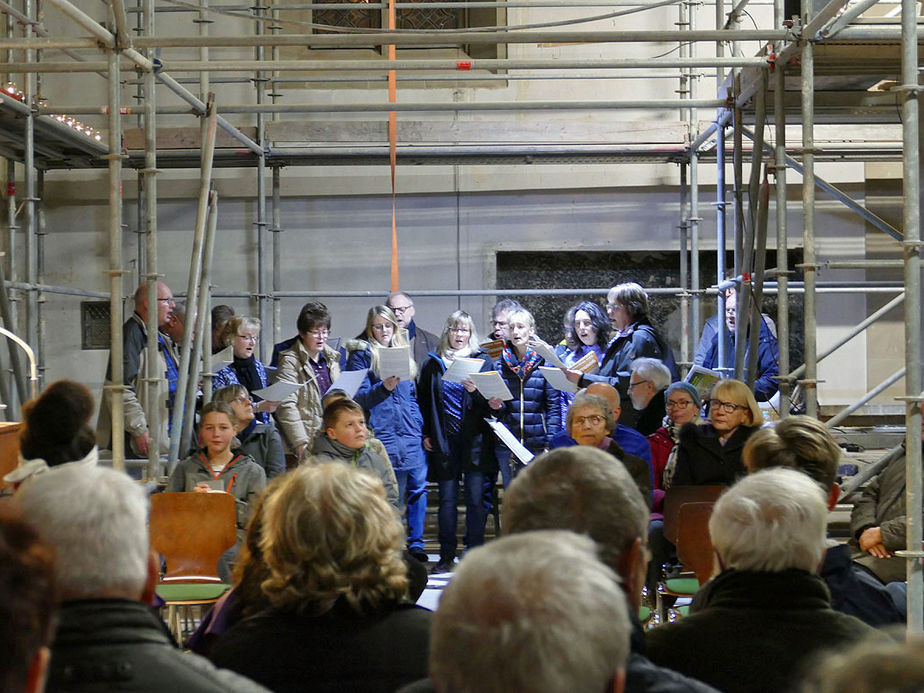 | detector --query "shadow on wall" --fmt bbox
[495,250,804,371]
